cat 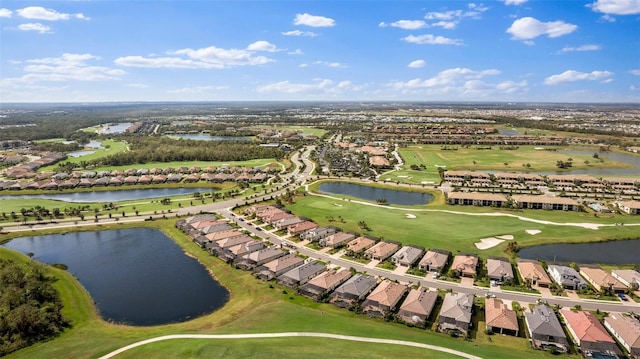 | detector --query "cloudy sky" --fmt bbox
[1,0,639,103]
